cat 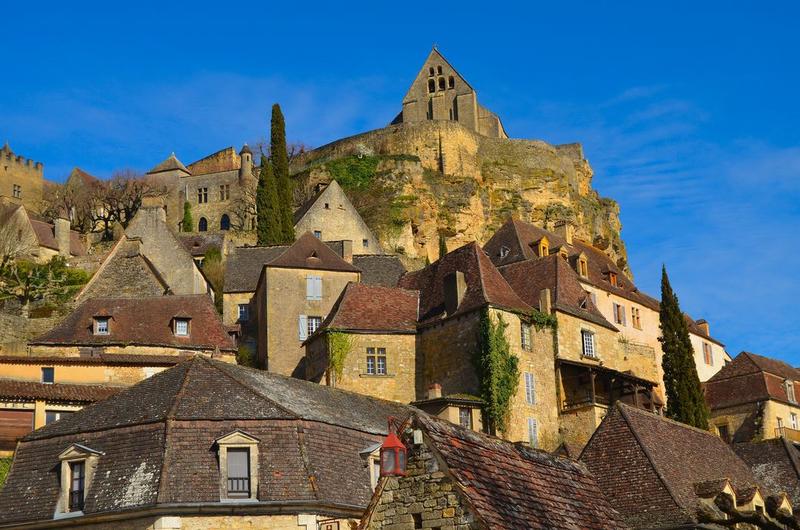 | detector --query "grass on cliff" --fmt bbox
[0,457,12,490]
